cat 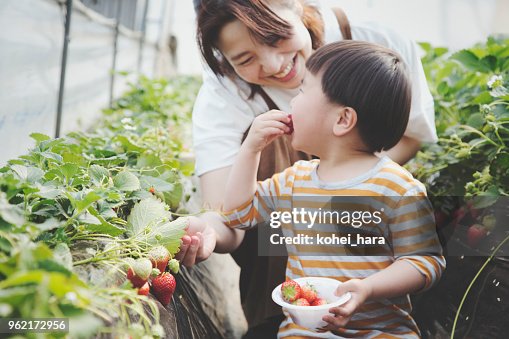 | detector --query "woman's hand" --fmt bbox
[175,216,216,267]
[321,279,372,330]
[243,110,292,153]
